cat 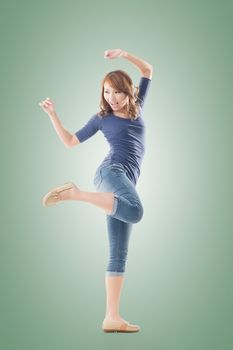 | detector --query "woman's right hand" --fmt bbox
[104,48,124,59]
[39,97,55,115]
